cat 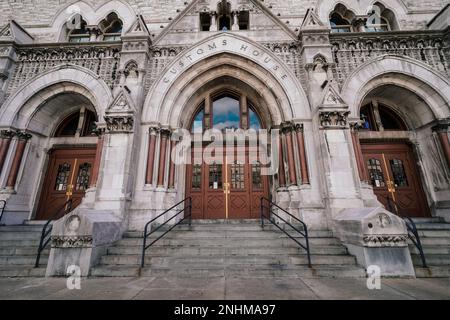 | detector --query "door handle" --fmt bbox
[387,181,396,193]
